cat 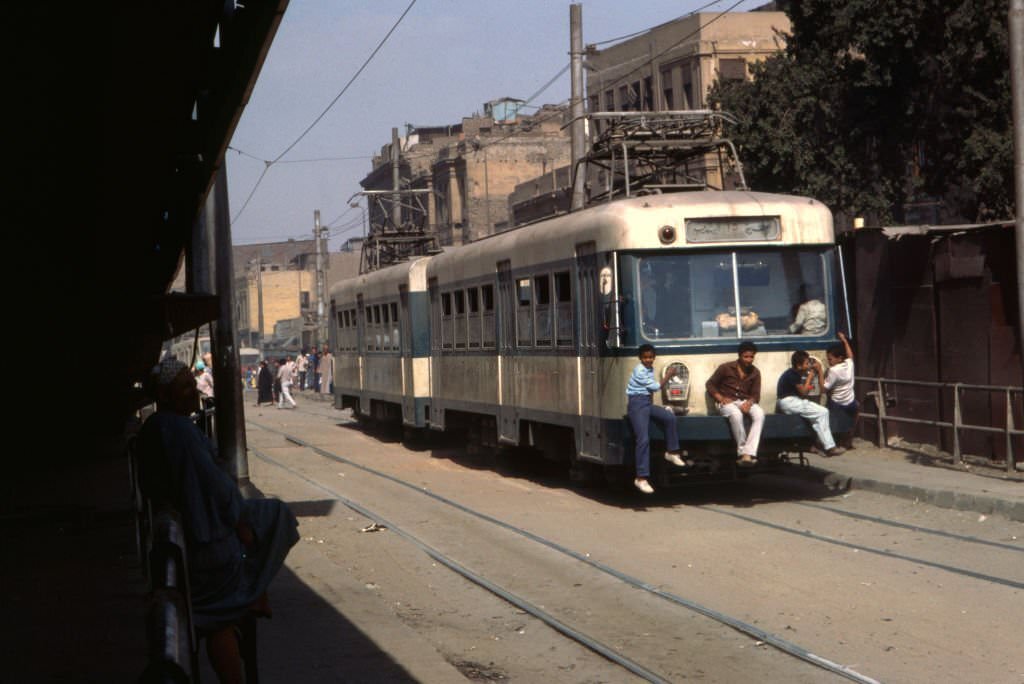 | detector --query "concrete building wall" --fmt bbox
[585,11,790,112]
